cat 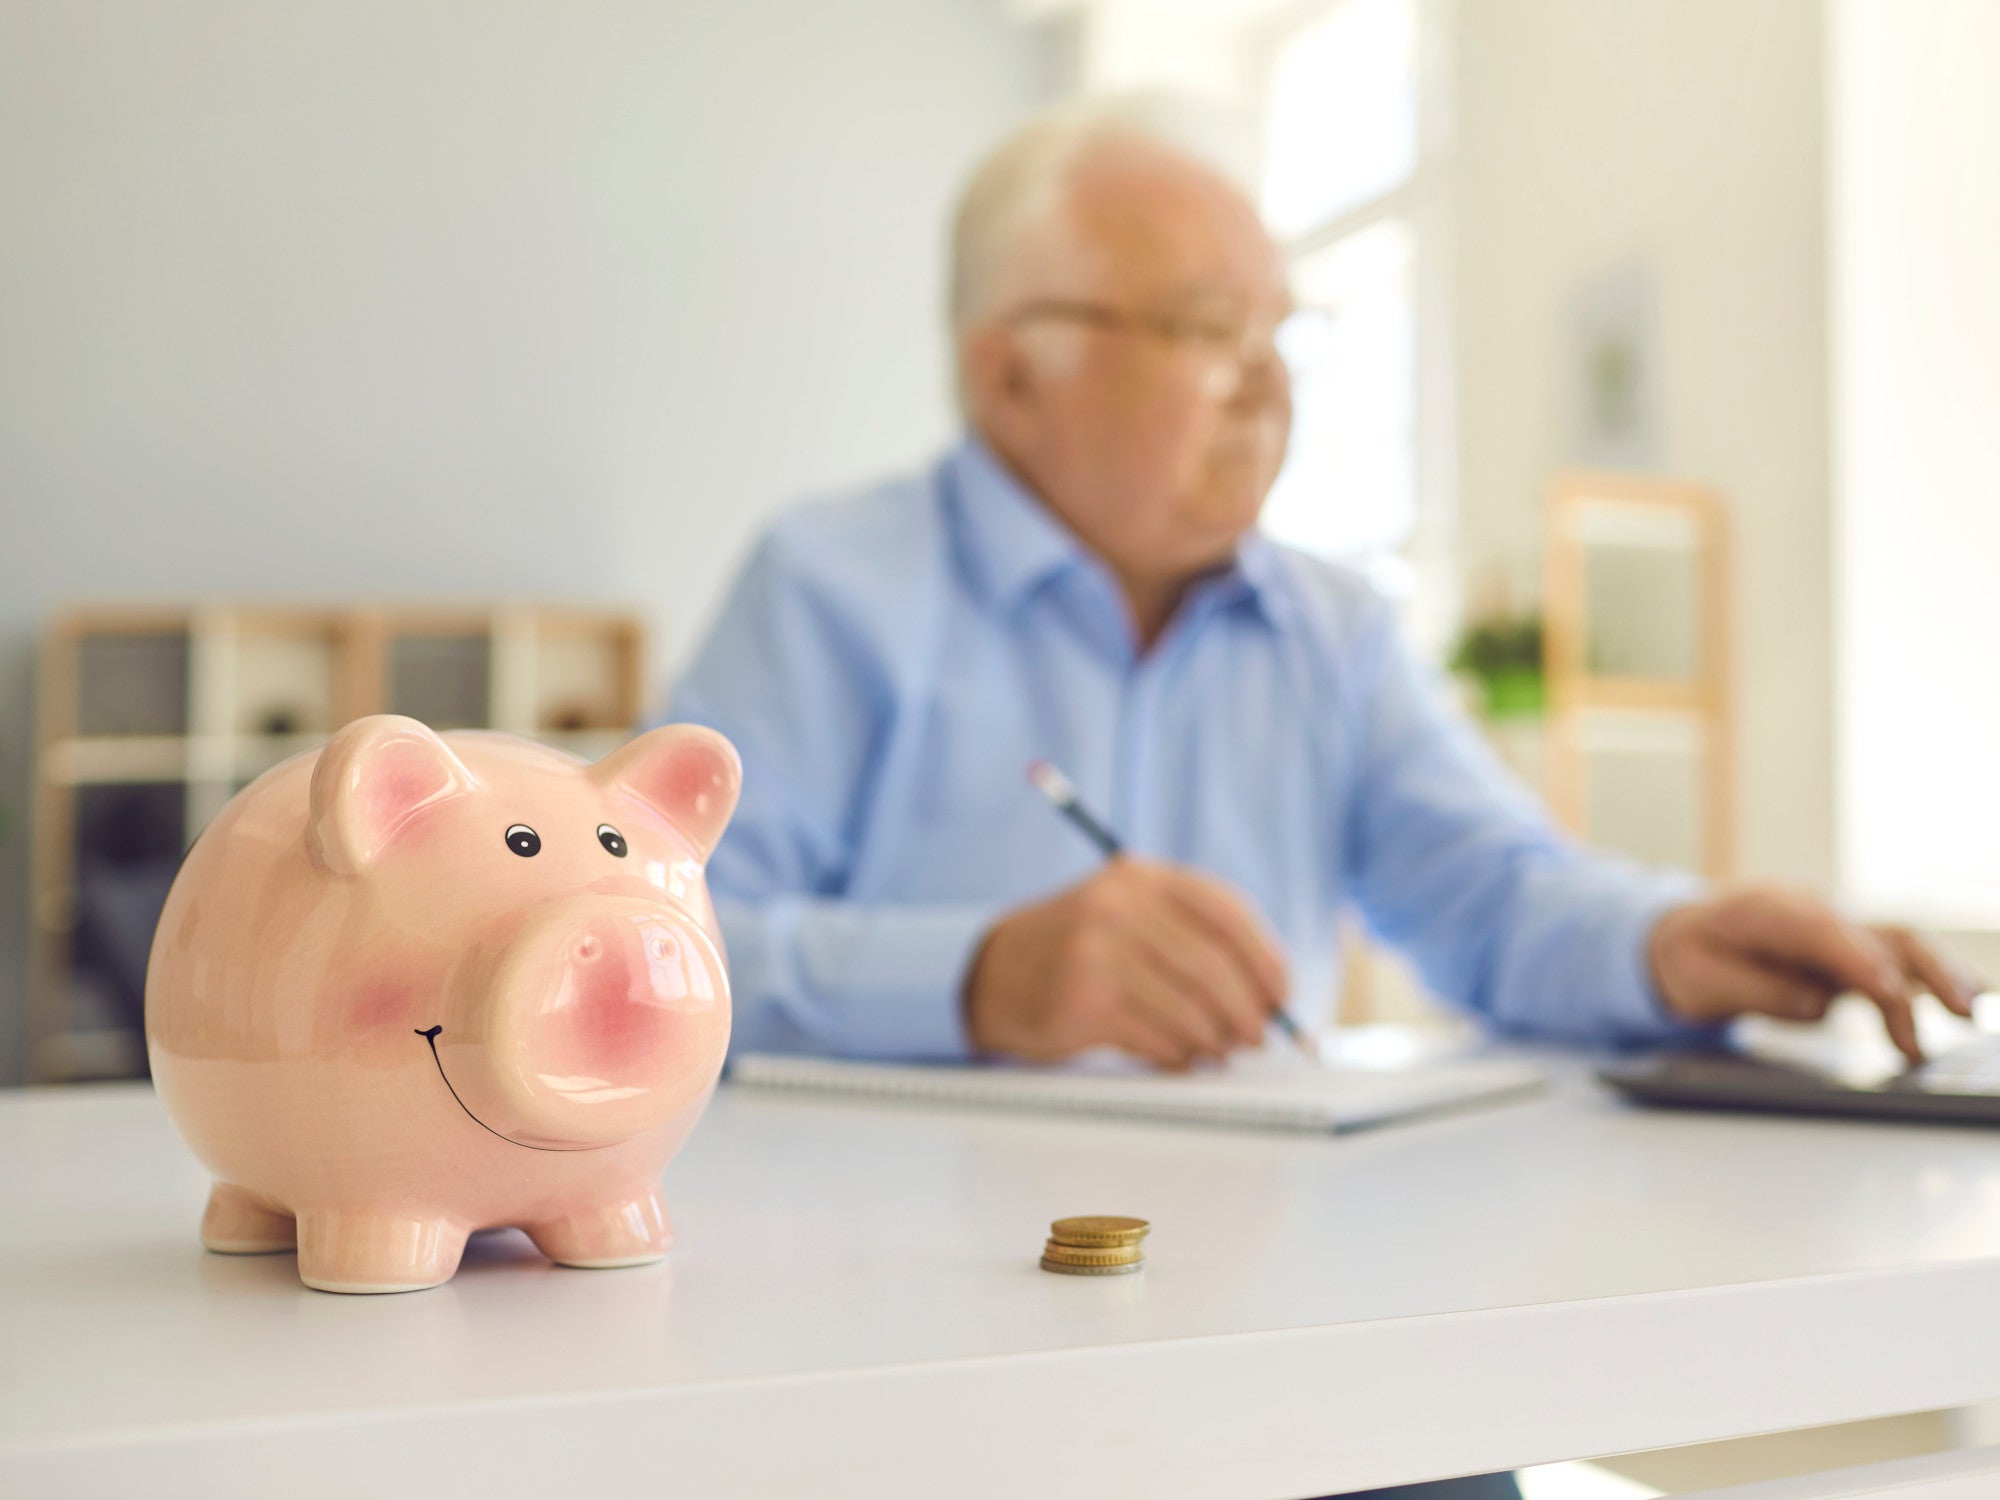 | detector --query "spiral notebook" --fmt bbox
[728,1045,1544,1134]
